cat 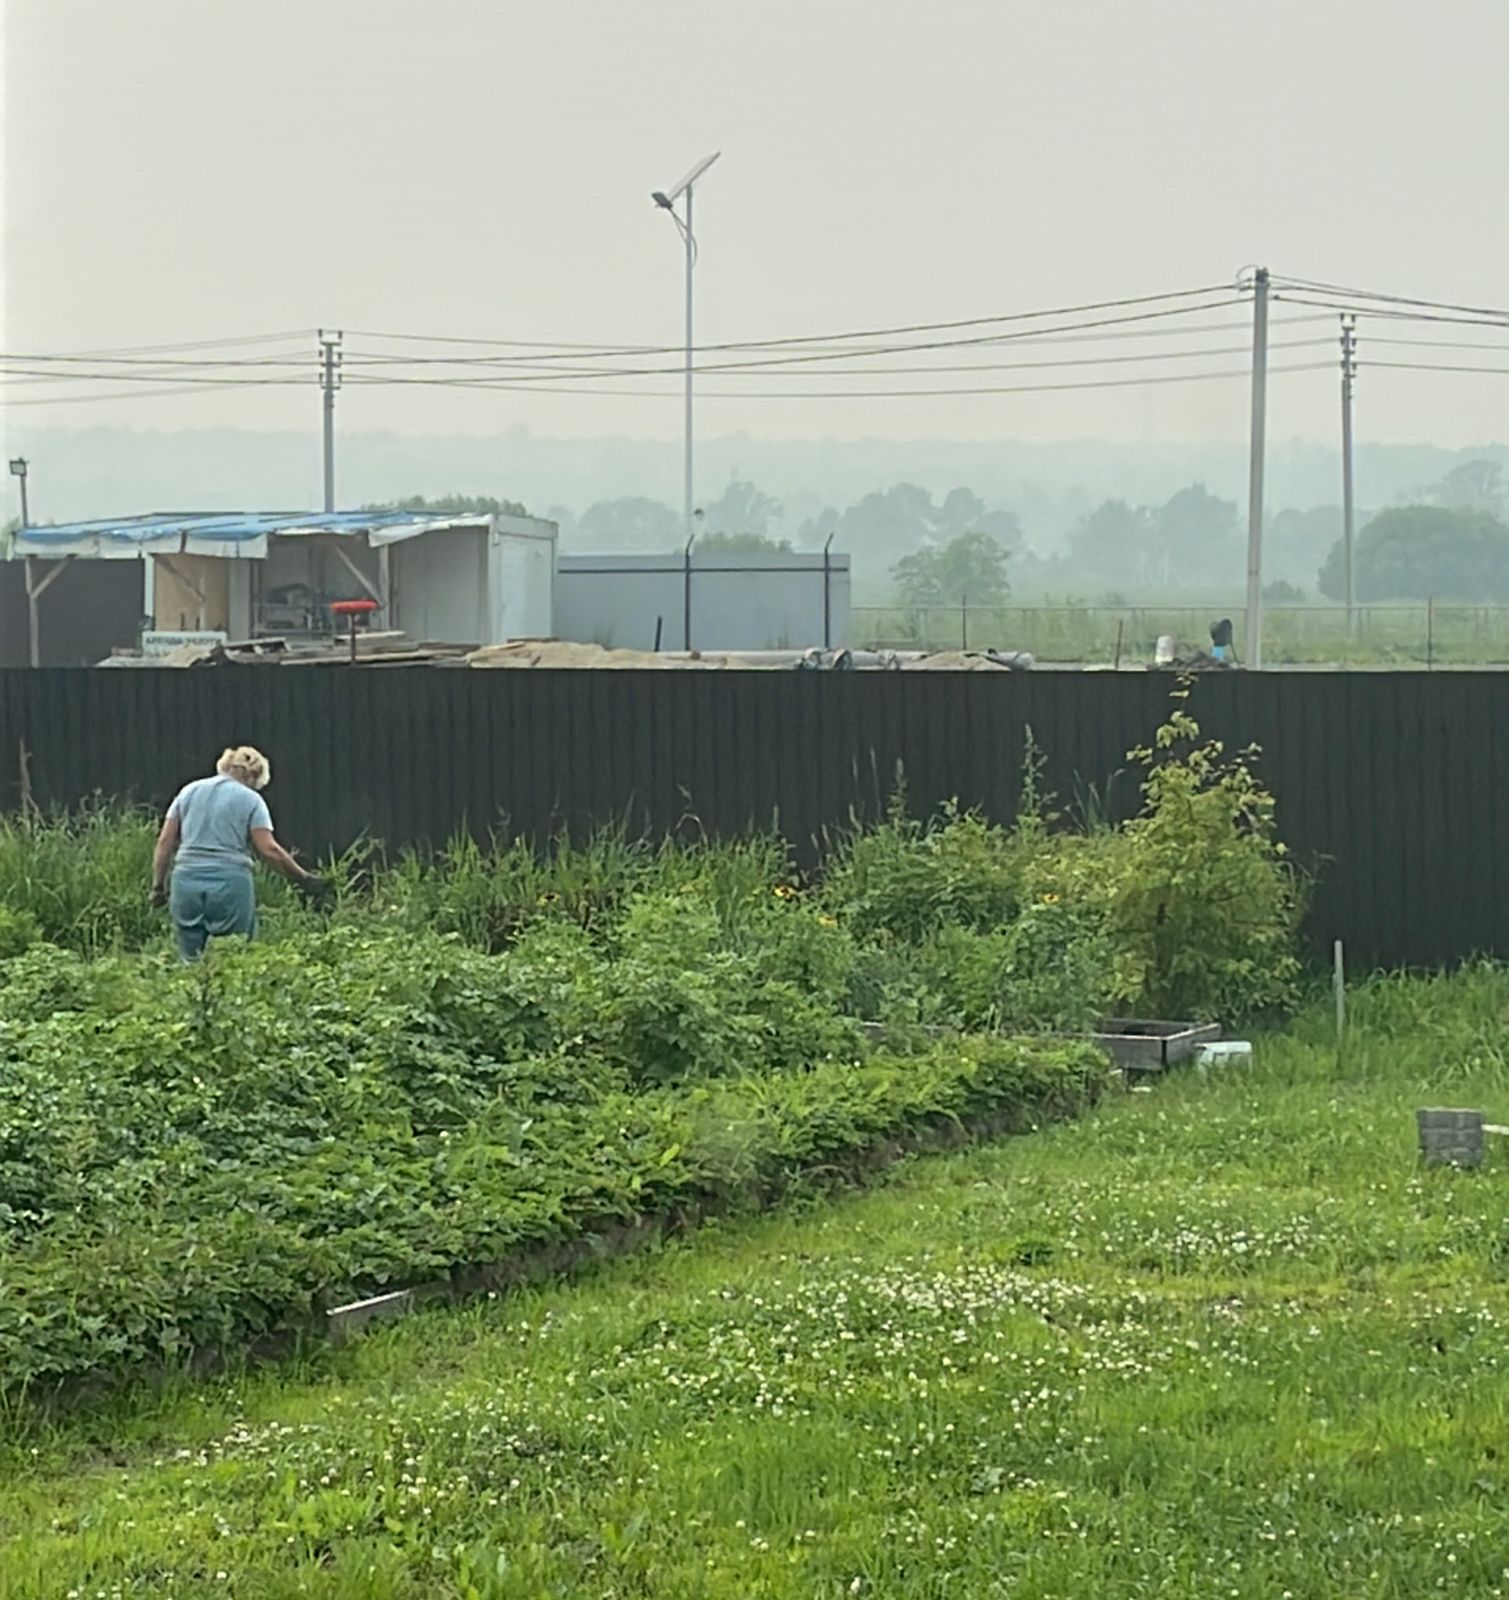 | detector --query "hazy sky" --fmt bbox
[4,0,1507,449]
